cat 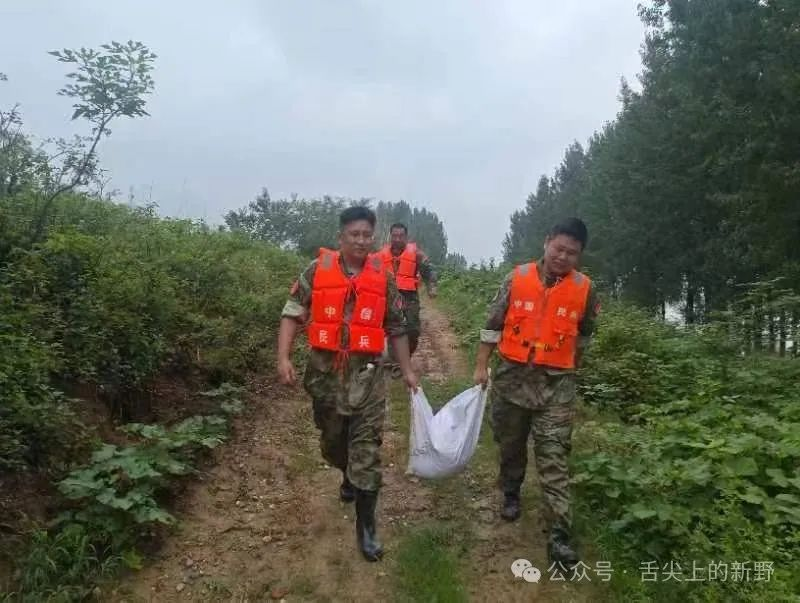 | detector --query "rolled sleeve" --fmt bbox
[480,329,502,344]
[281,261,316,321]
[281,299,307,319]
